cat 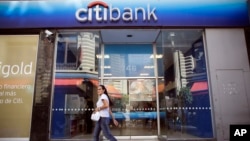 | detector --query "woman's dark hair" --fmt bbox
[99,85,114,107]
